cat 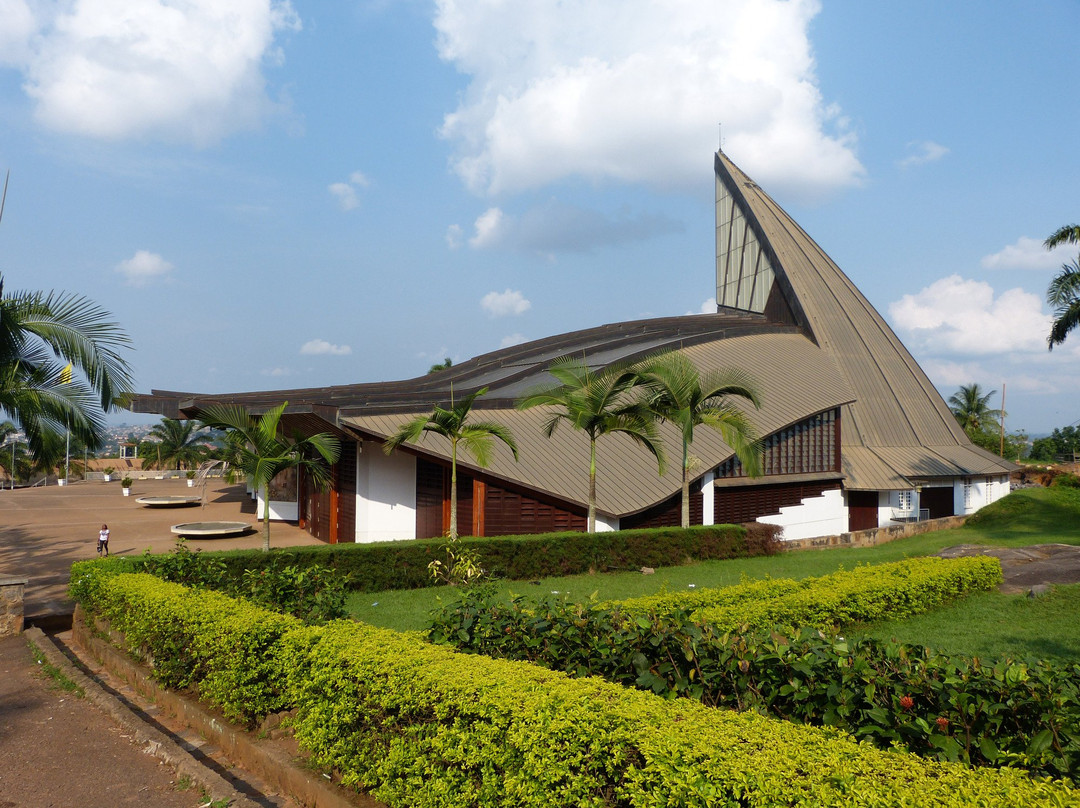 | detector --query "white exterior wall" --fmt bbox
[256,492,298,522]
[595,514,619,532]
[956,474,1011,516]
[700,471,716,525]
[354,442,417,543]
[757,488,847,541]
[877,490,895,526]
